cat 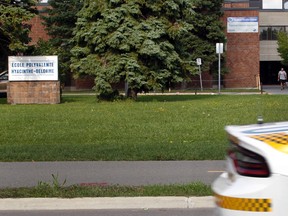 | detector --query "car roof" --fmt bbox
[0,71,8,77]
